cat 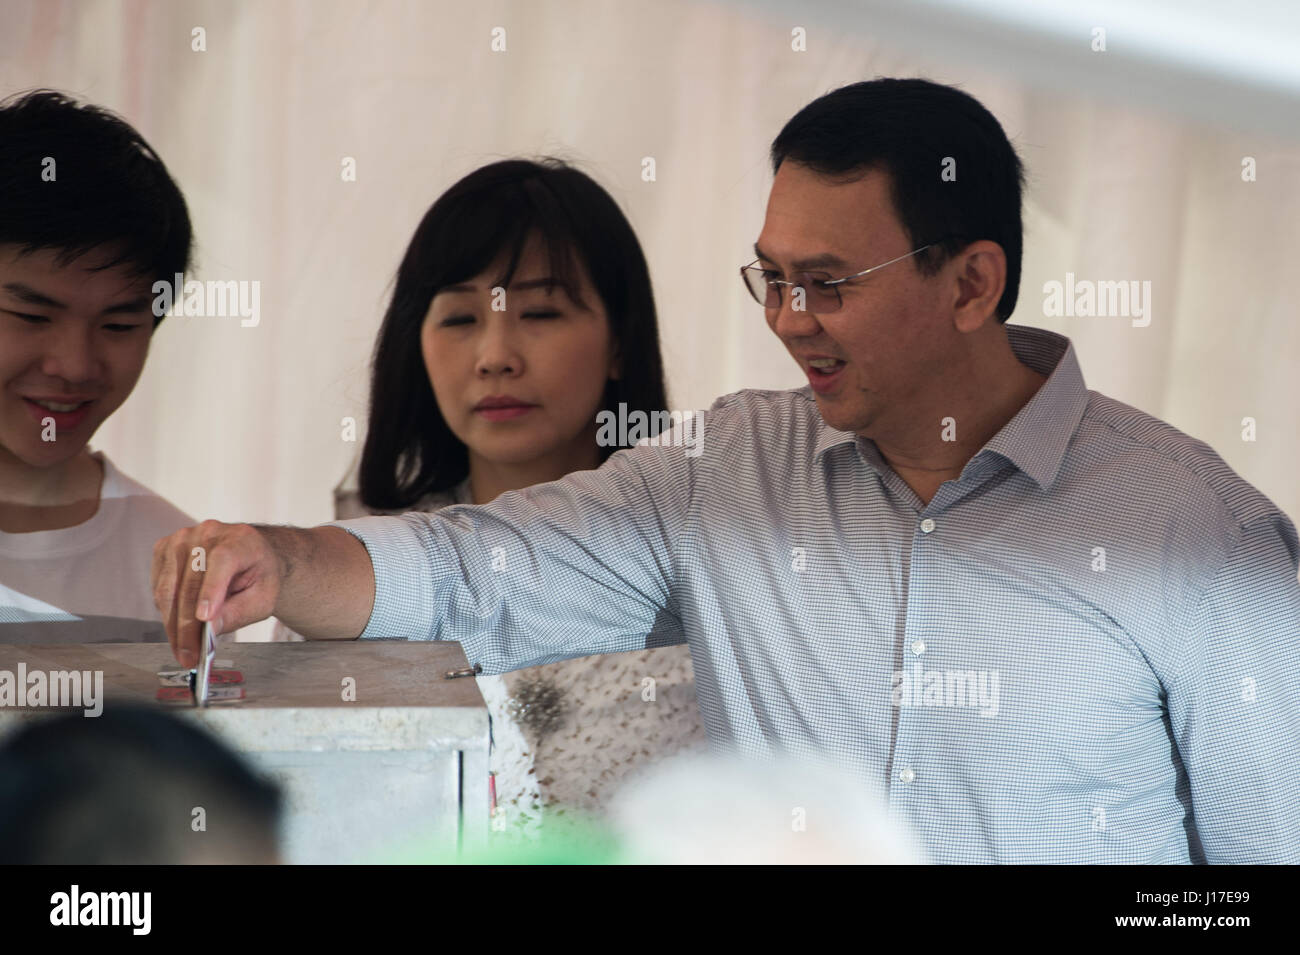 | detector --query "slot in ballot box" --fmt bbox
[0,641,490,863]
